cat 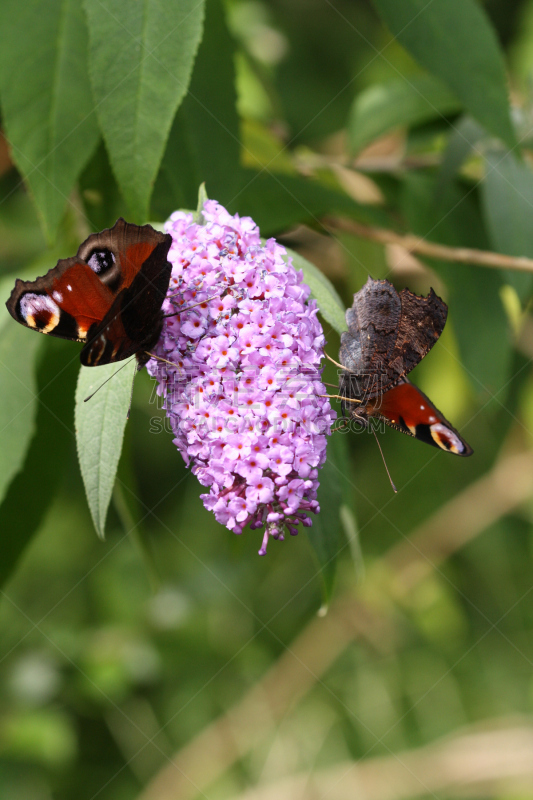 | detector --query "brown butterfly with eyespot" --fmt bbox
[336,277,473,456]
[6,218,172,368]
